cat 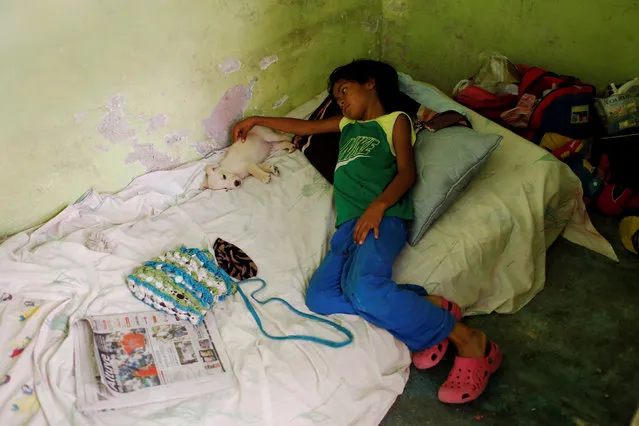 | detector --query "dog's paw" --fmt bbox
[273,166,280,176]
[287,143,297,153]
[261,174,271,184]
